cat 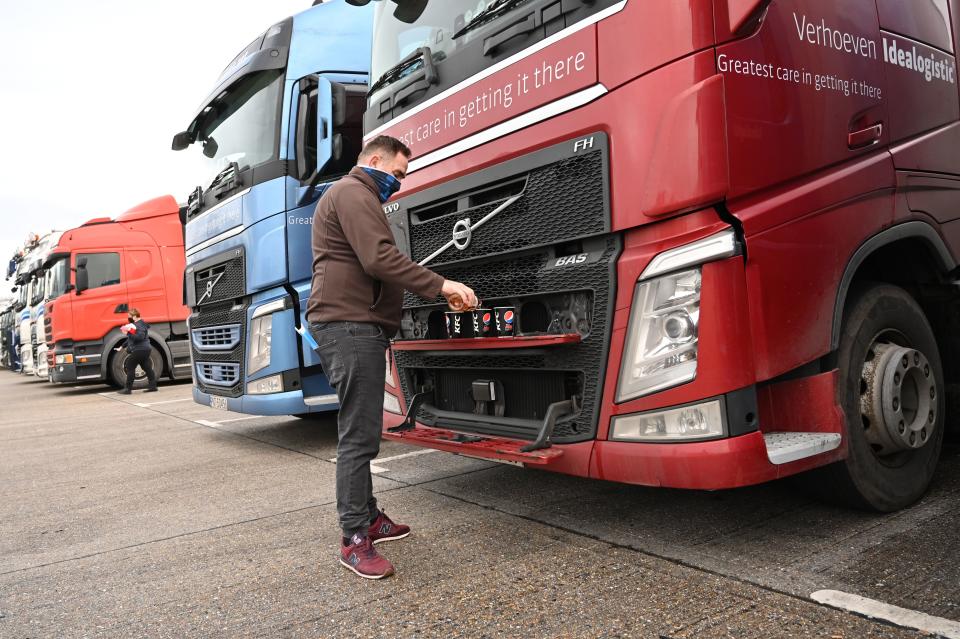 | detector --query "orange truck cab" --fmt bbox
[44,196,192,386]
